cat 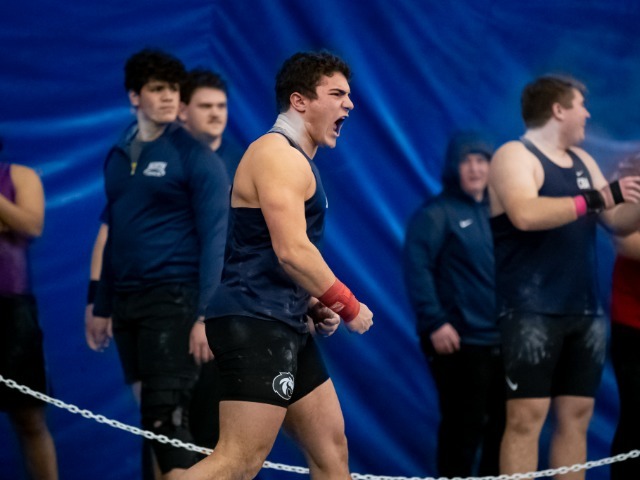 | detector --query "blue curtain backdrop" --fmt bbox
[1,1,640,478]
